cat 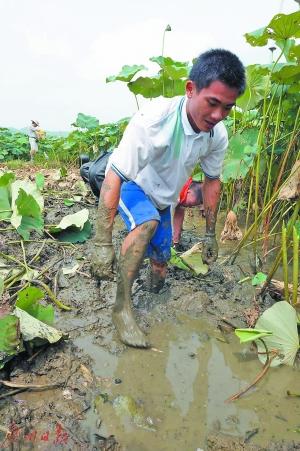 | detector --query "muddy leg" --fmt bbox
[113,220,158,348]
[173,205,185,245]
[146,260,167,293]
